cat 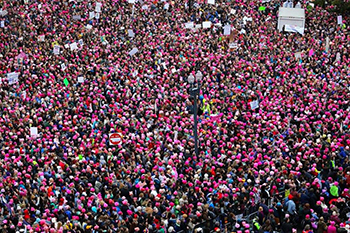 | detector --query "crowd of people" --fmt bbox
[0,0,349,232]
